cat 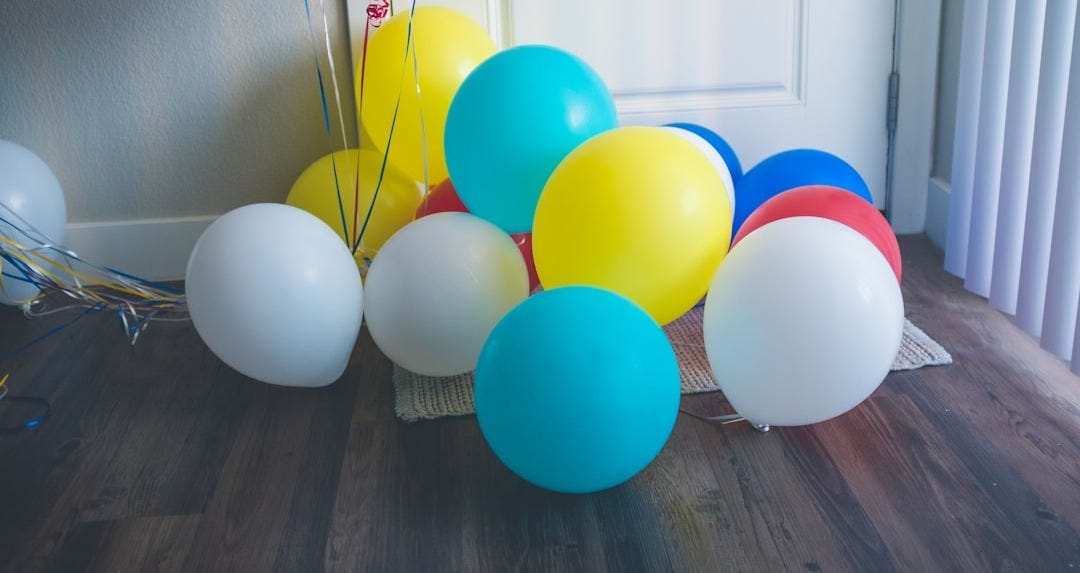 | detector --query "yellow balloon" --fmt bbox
[286,149,422,261]
[533,127,732,325]
[359,7,496,184]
